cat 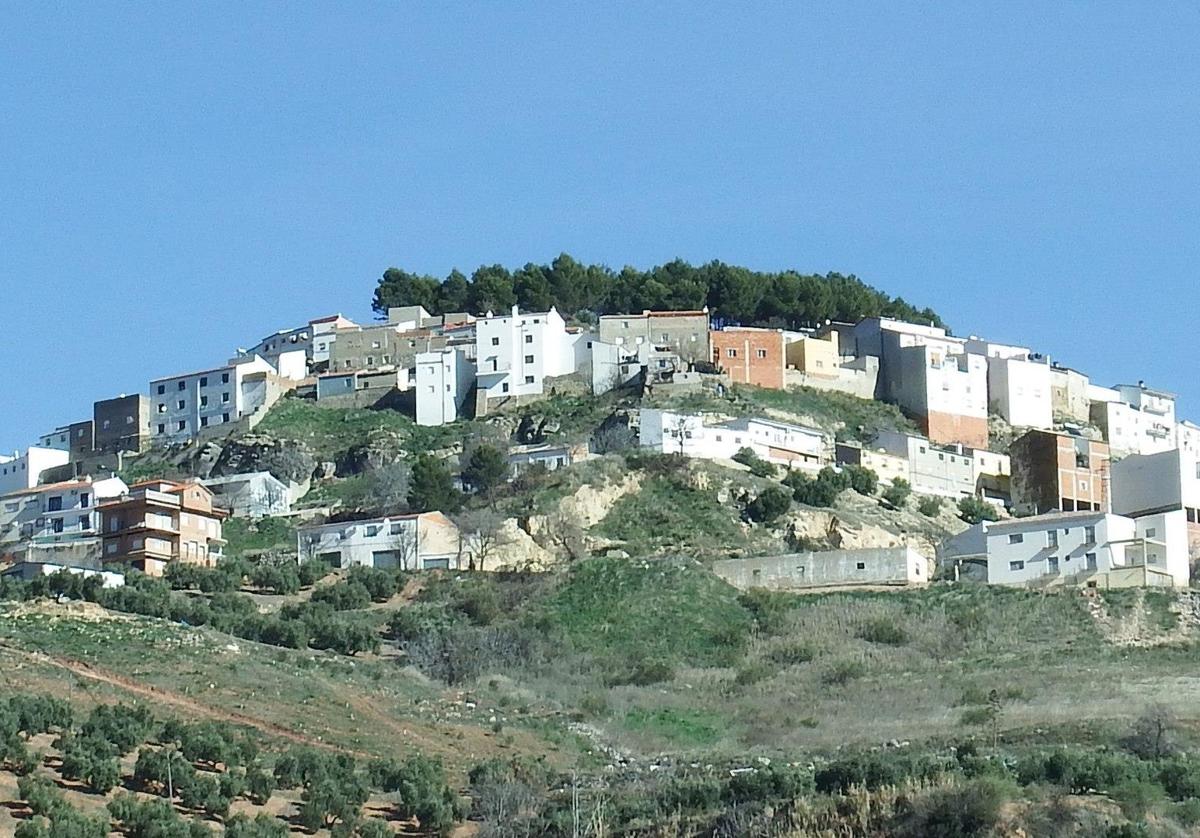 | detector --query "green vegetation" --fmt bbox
[783,465,850,508]
[732,446,778,478]
[223,516,297,557]
[883,477,913,509]
[371,253,945,330]
[918,493,944,516]
[958,495,1002,524]
[745,486,792,523]
[255,399,458,461]
[596,474,748,557]
[624,708,723,747]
